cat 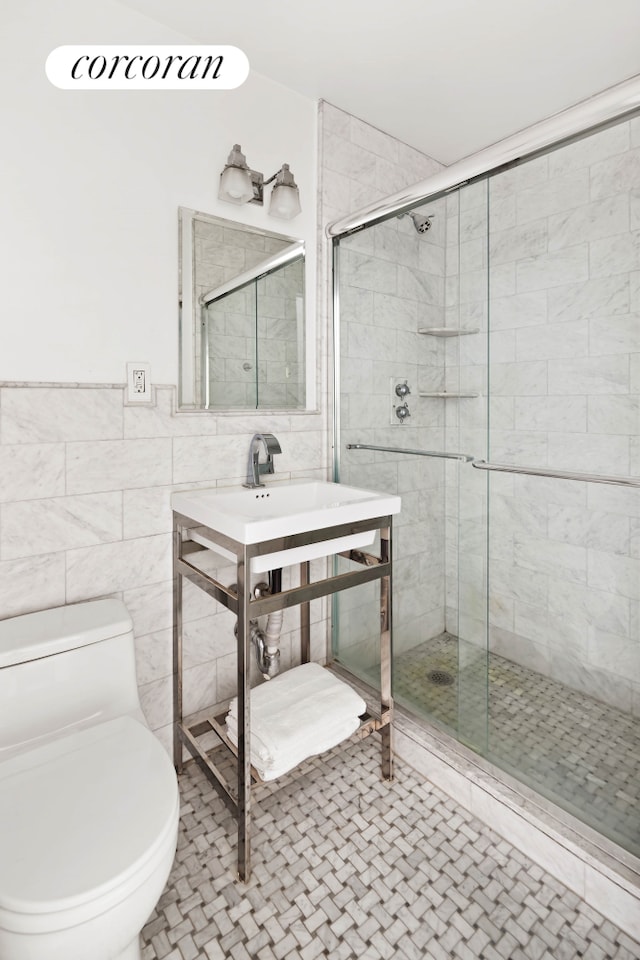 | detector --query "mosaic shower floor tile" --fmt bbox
[390,633,640,857]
